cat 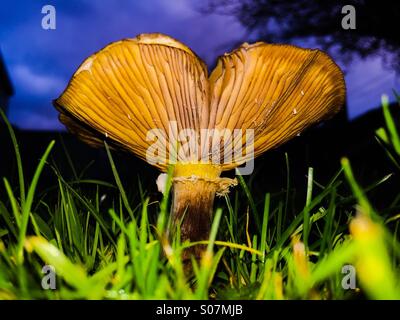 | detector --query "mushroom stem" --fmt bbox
[170,177,218,262]
[168,164,236,265]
